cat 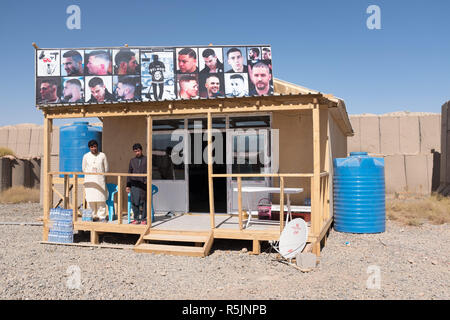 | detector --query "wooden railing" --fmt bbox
[45,171,148,226]
[211,172,330,237]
